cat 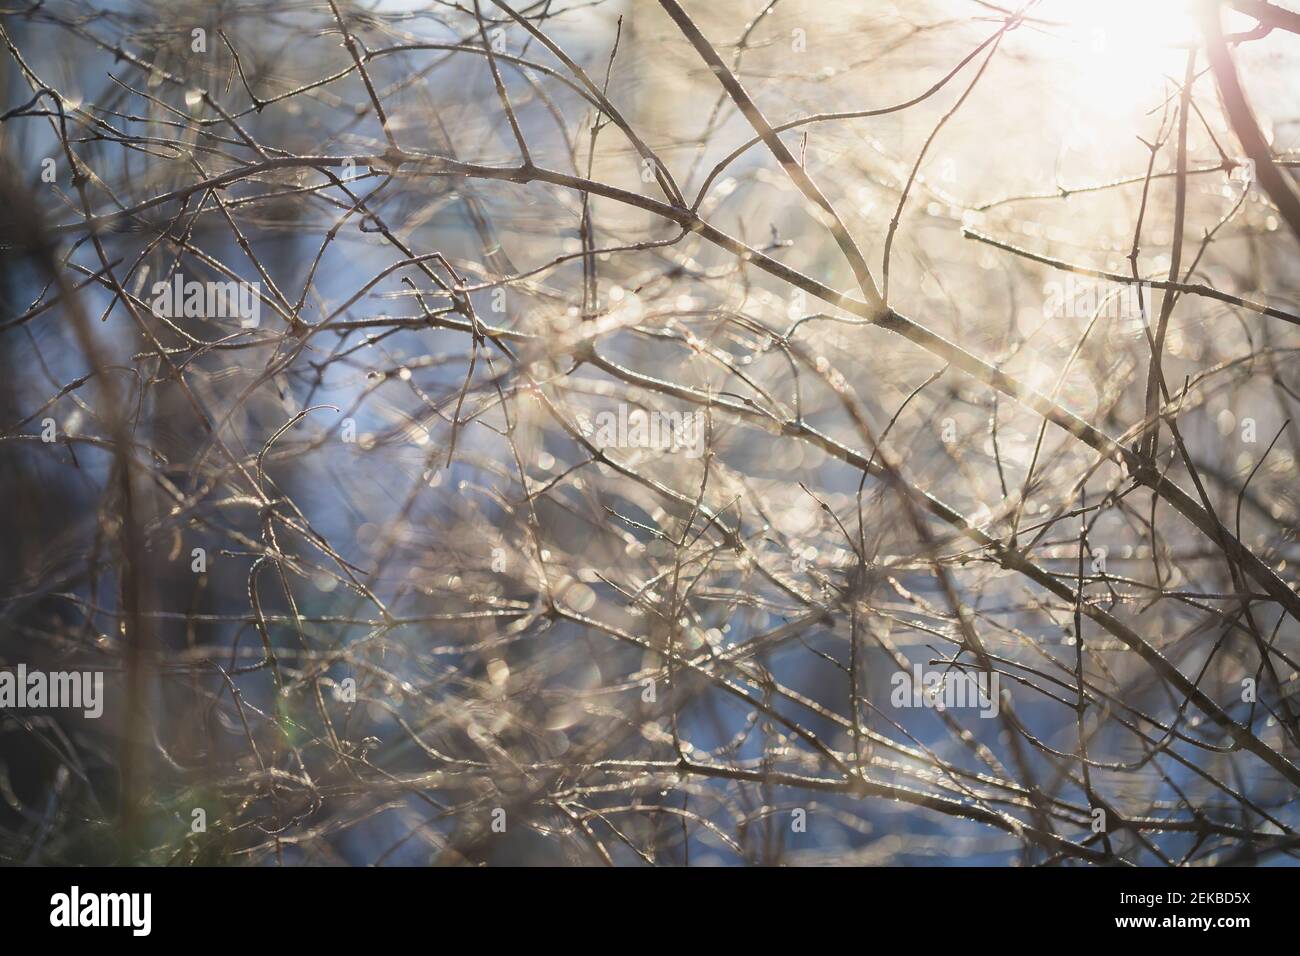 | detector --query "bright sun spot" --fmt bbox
[1035,0,1202,103]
